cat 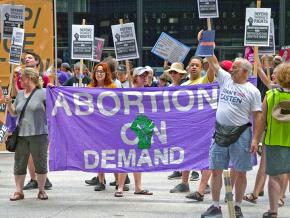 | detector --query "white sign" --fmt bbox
[259,19,275,55]
[1,4,25,39]
[9,27,24,65]
[151,32,190,64]
[244,8,271,46]
[111,23,139,61]
[197,0,219,18]
[71,25,94,60]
